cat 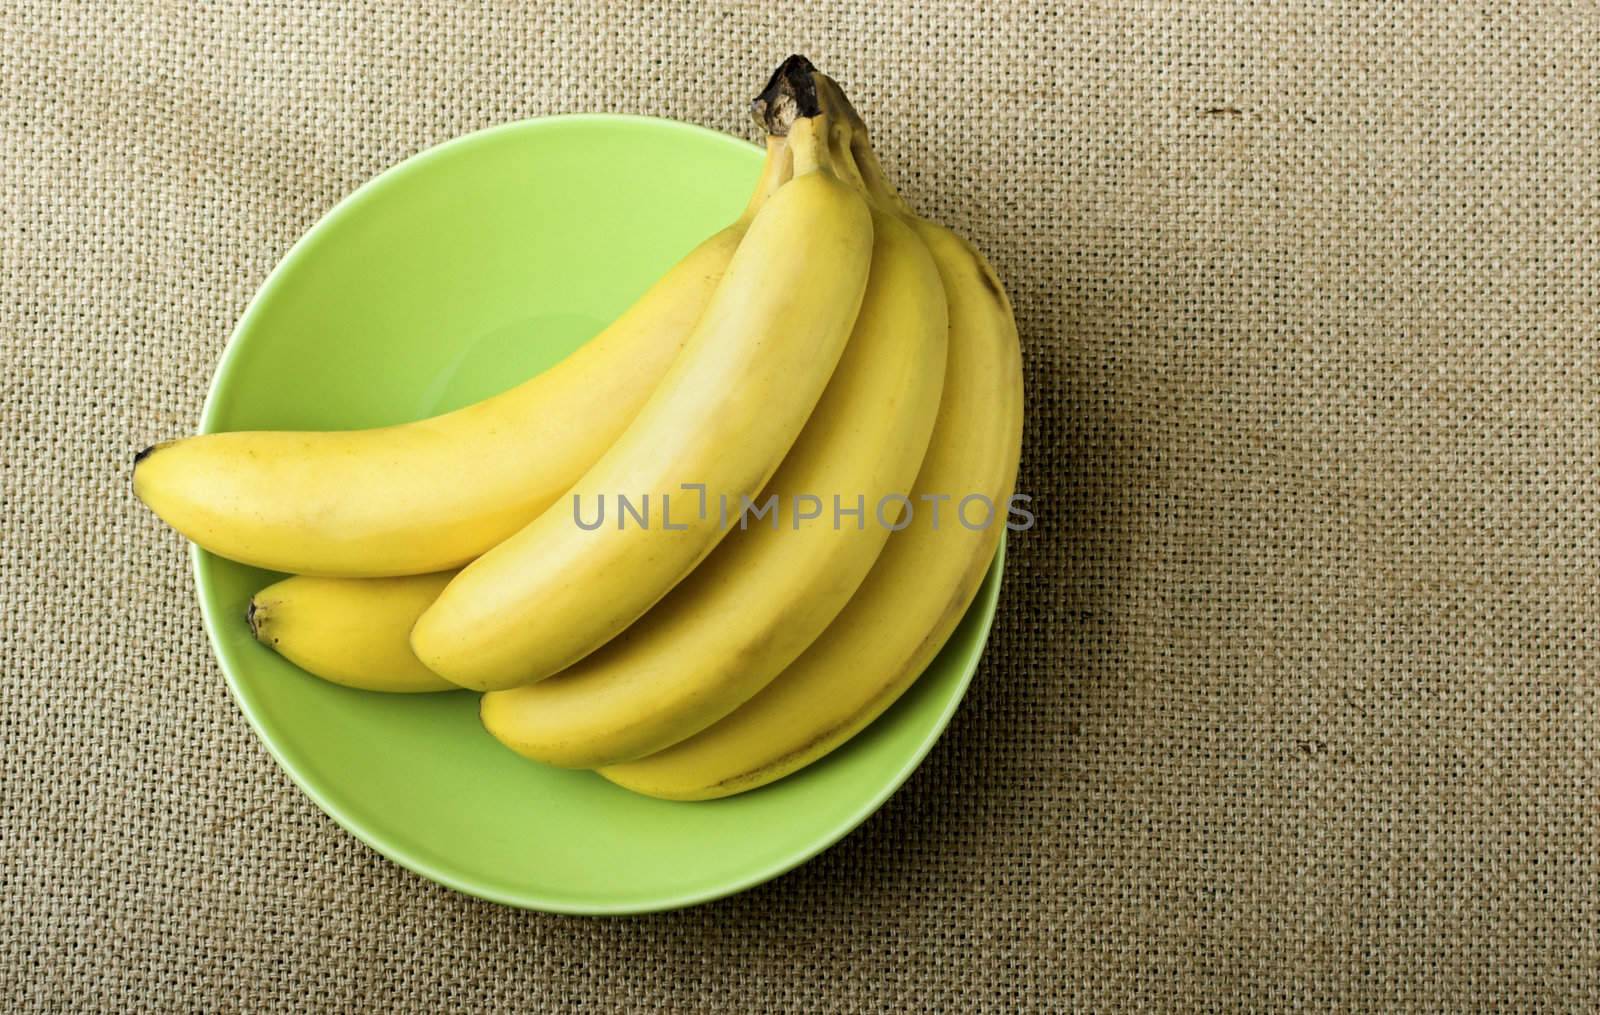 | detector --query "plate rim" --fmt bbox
[190,112,1004,914]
